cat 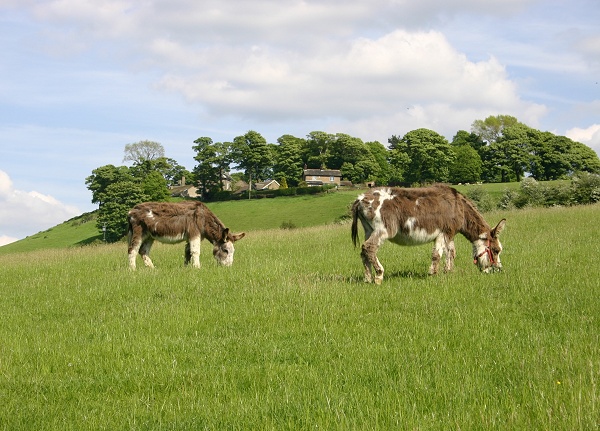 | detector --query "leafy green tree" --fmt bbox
[365,141,391,185]
[96,181,149,242]
[449,144,482,183]
[388,129,454,184]
[128,158,171,201]
[568,141,600,174]
[452,130,486,154]
[528,133,600,180]
[274,134,305,186]
[387,146,410,184]
[231,131,273,185]
[329,134,380,183]
[471,115,520,144]
[192,137,224,198]
[490,124,535,182]
[155,157,192,186]
[123,140,165,164]
[471,115,529,183]
[85,164,134,206]
[142,171,169,201]
[303,131,335,169]
[528,133,572,180]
